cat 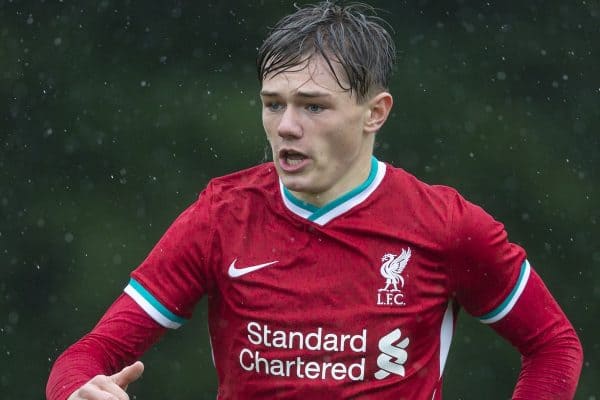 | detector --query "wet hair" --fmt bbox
[257,1,396,103]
